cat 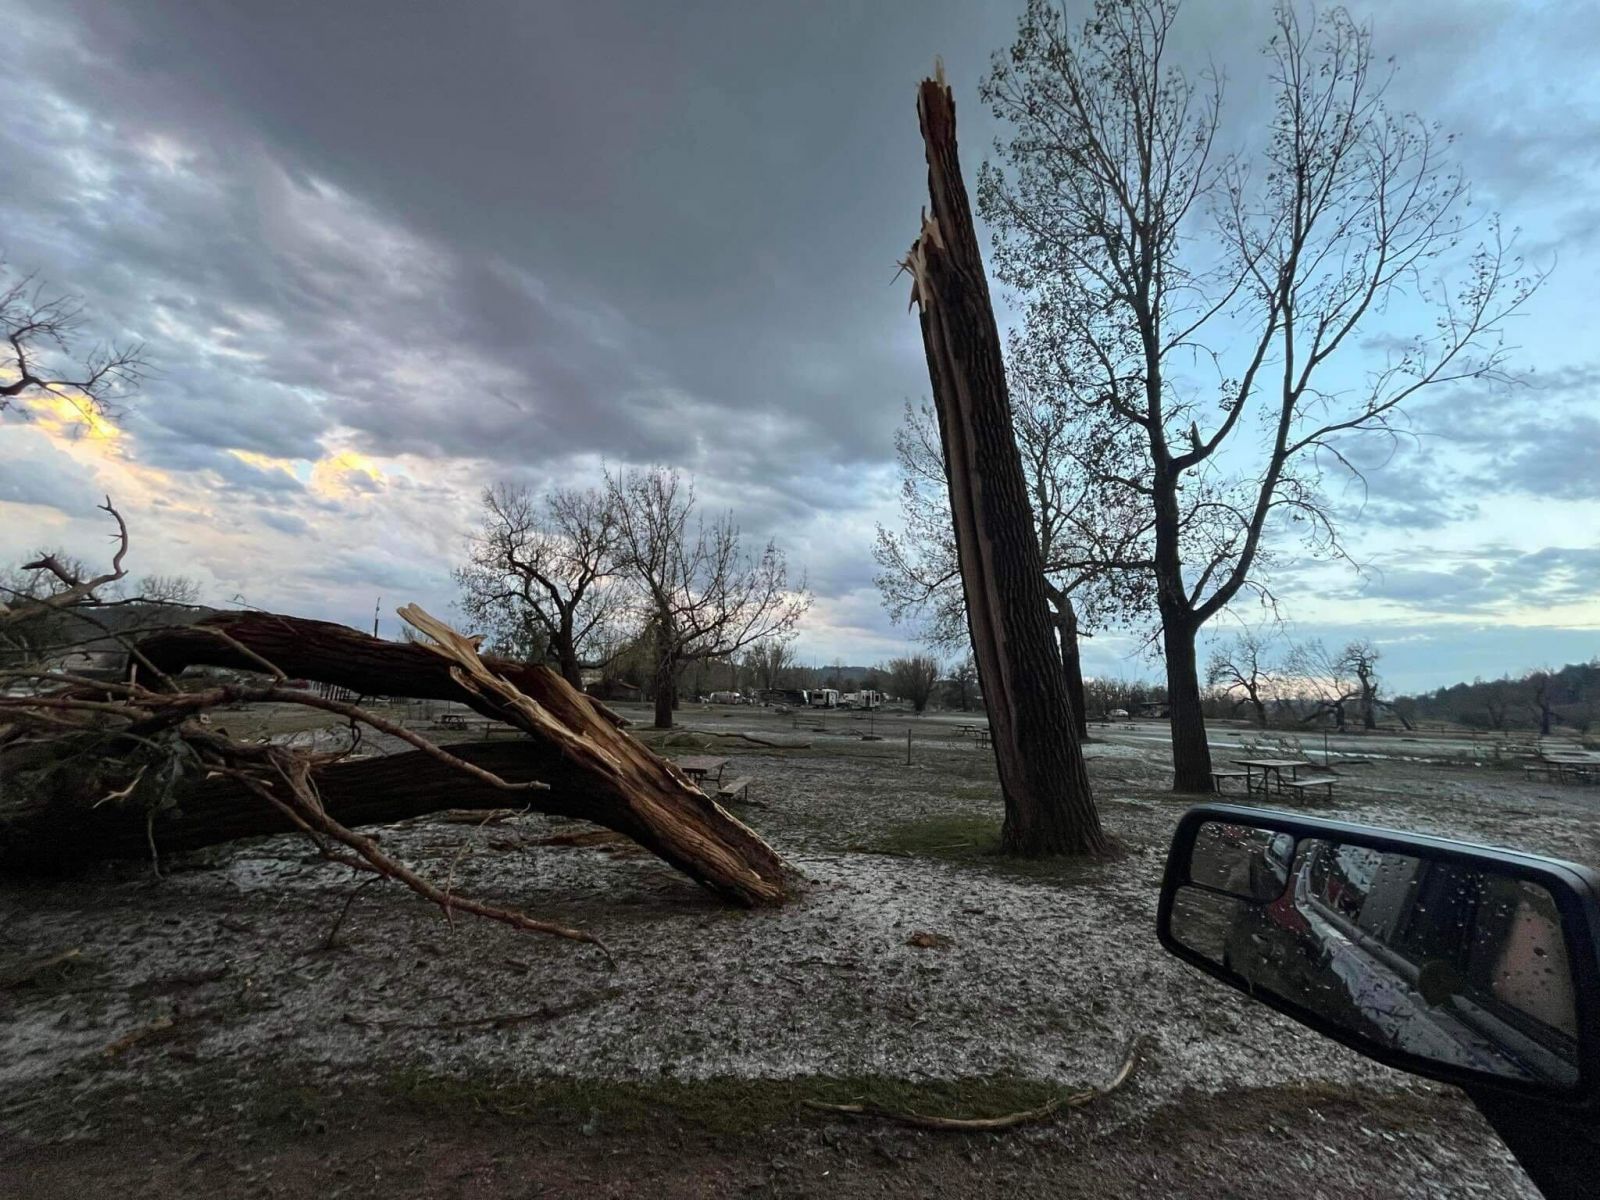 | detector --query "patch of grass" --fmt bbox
[384,1070,1072,1138]
[855,815,1129,884]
